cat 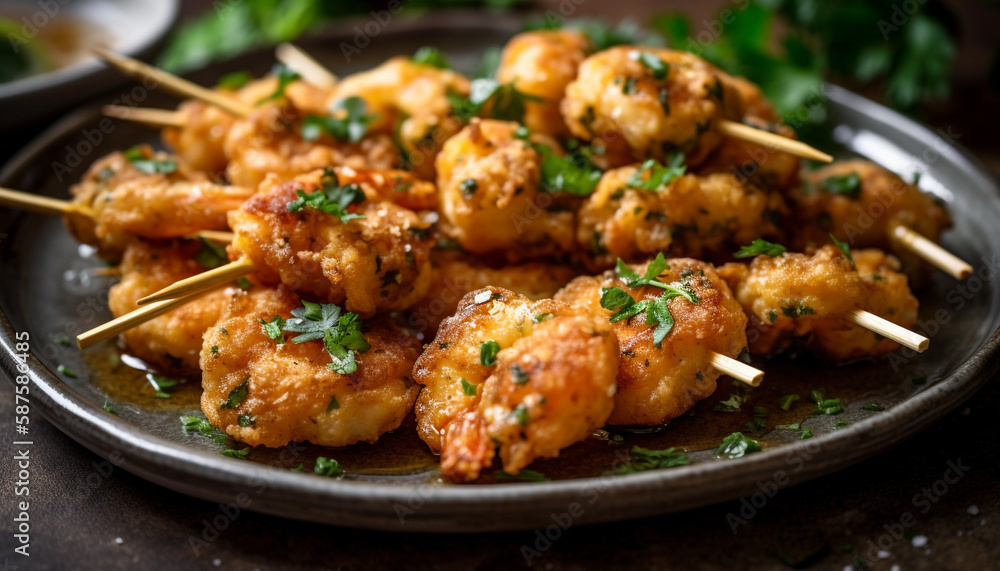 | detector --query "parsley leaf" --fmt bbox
[286,168,366,224]
[147,373,186,399]
[411,46,450,69]
[180,415,228,443]
[778,394,800,411]
[461,378,477,396]
[123,146,177,175]
[717,432,762,458]
[735,239,787,259]
[57,364,77,378]
[863,402,885,411]
[448,78,543,123]
[259,316,286,342]
[279,300,370,374]
[237,414,256,427]
[626,155,687,191]
[480,340,501,366]
[829,234,855,267]
[221,447,250,459]
[819,173,862,198]
[102,398,117,415]
[256,64,300,105]
[301,96,377,143]
[600,281,698,347]
[217,70,251,90]
[195,237,228,269]
[314,456,344,477]
[220,379,249,409]
[615,446,691,474]
[633,51,669,79]
[497,469,550,482]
